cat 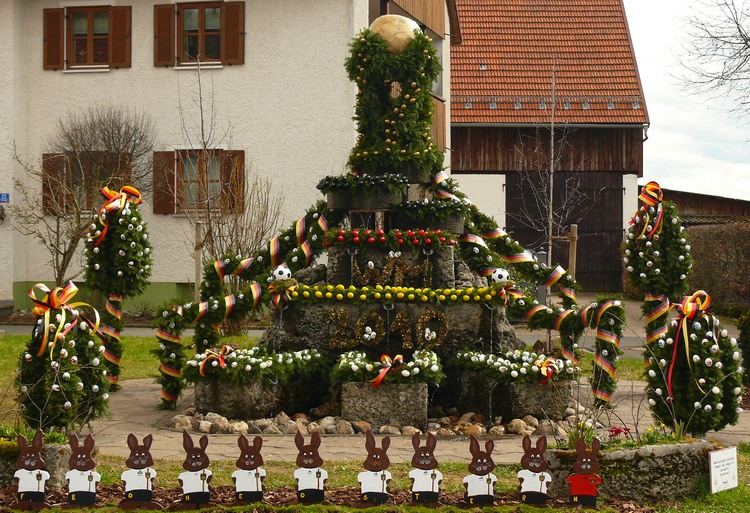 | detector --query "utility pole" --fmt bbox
[546,64,557,304]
